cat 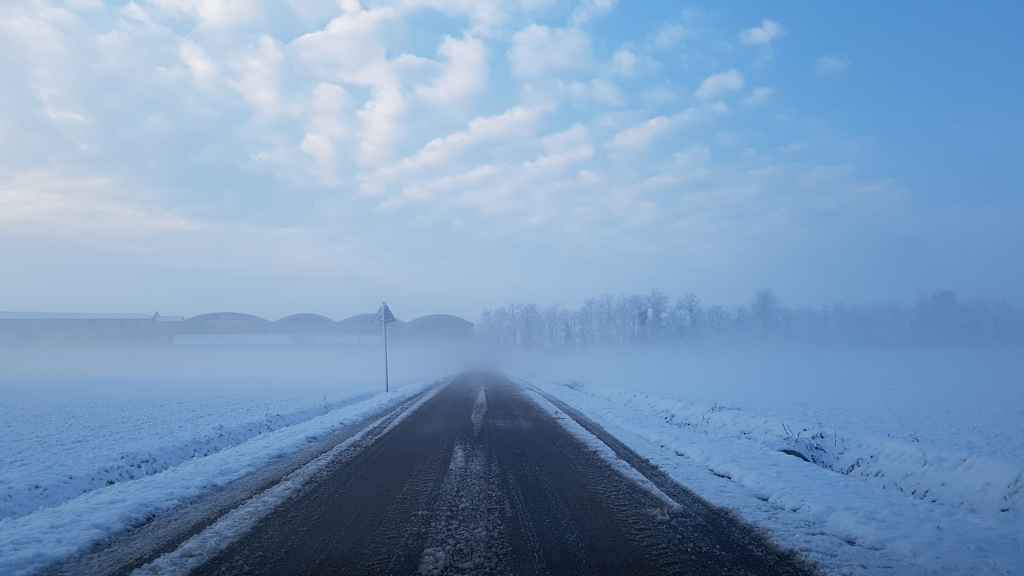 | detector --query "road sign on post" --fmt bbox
[377,302,397,392]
